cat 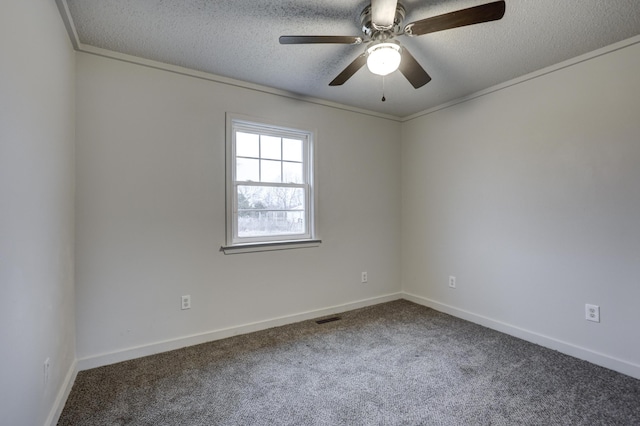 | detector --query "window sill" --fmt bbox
[220,239,322,255]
